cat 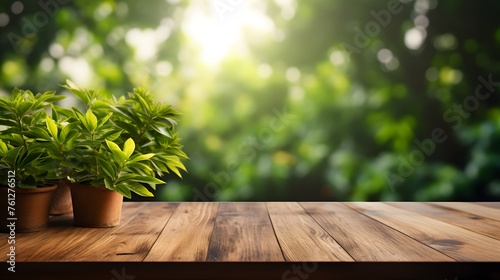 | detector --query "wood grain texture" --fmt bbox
[477,202,500,209]
[389,202,500,241]
[207,202,284,261]
[430,202,500,222]
[65,202,178,261]
[301,202,453,261]
[0,202,147,262]
[267,202,353,261]
[144,202,219,261]
[2,202,499,263]
[347,202,500,261]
